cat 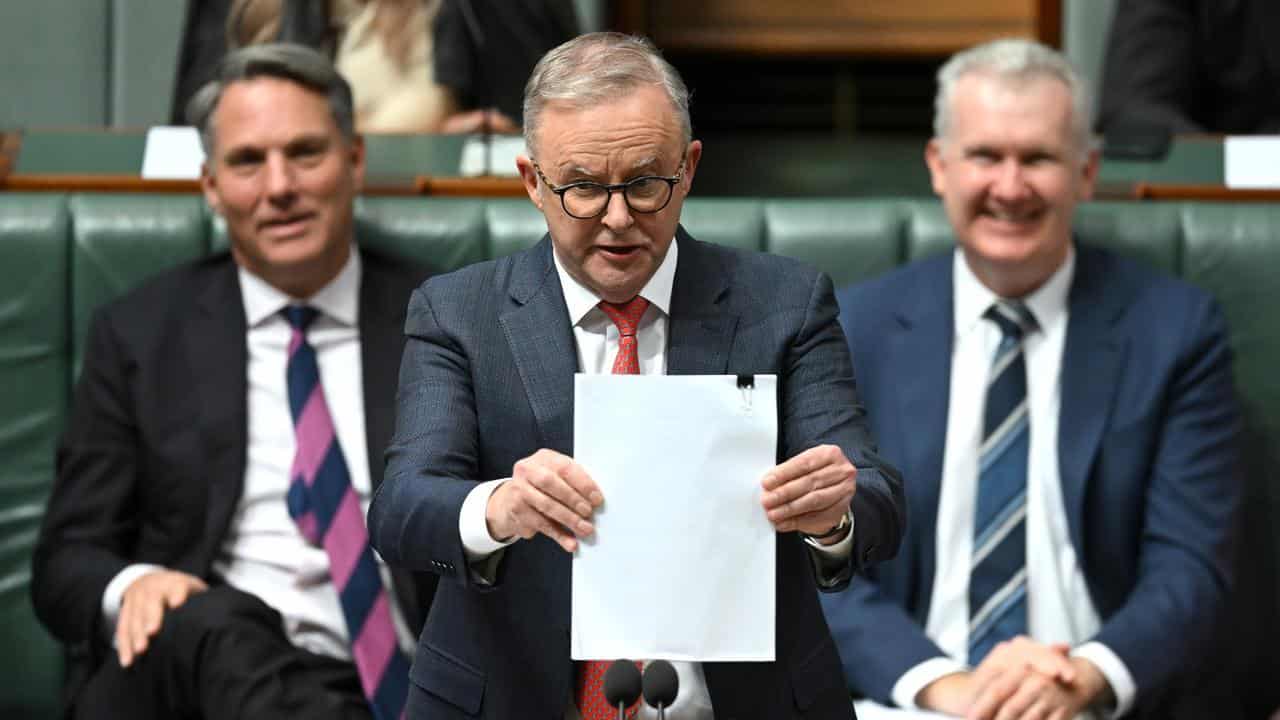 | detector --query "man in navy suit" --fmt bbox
[820,39,1241,719]
[369,32,905,719]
